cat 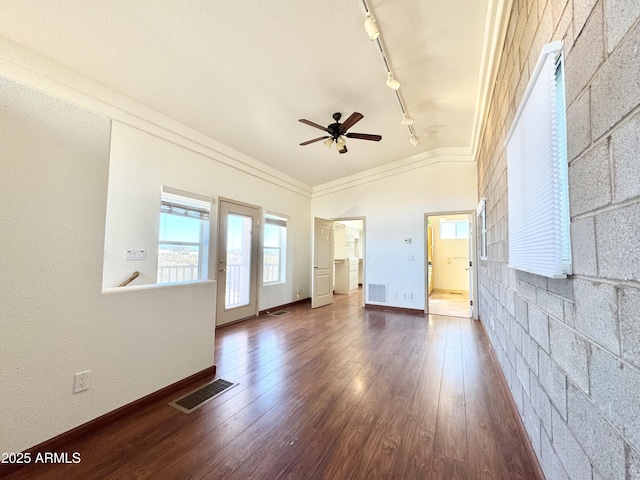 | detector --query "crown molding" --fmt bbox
[312,147,474,198]
[0,39,313,198]
[469,0,513,158]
